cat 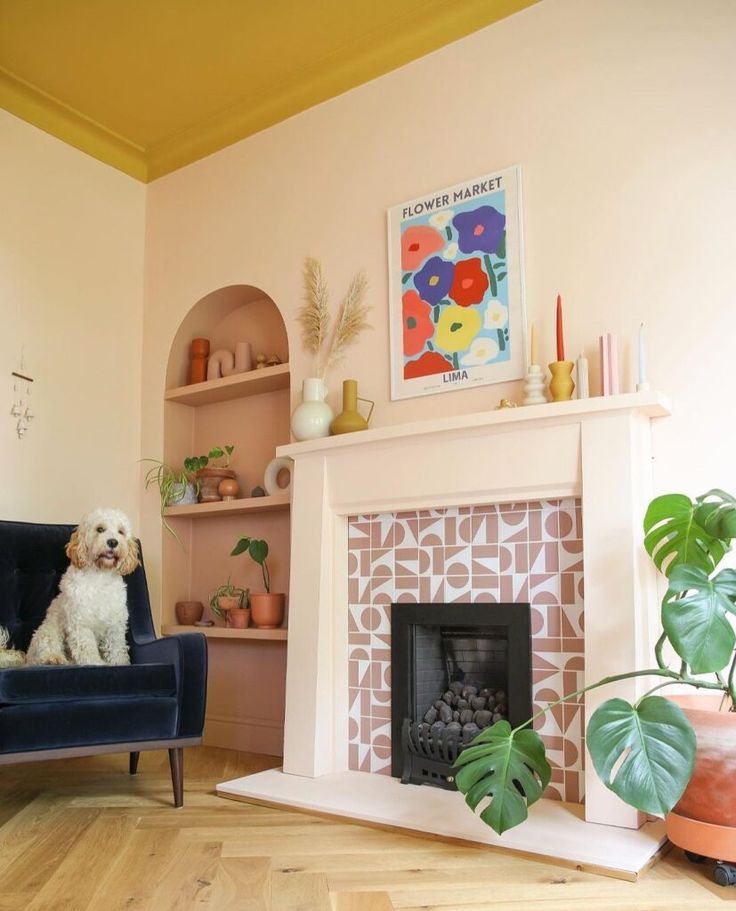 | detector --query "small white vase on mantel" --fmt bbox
[291,377,334,441]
